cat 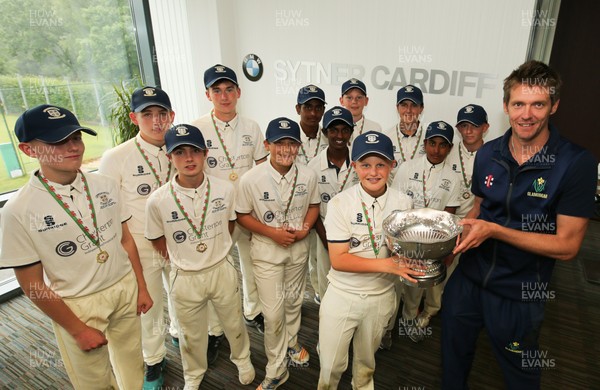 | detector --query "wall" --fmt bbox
[150,0,537,141]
